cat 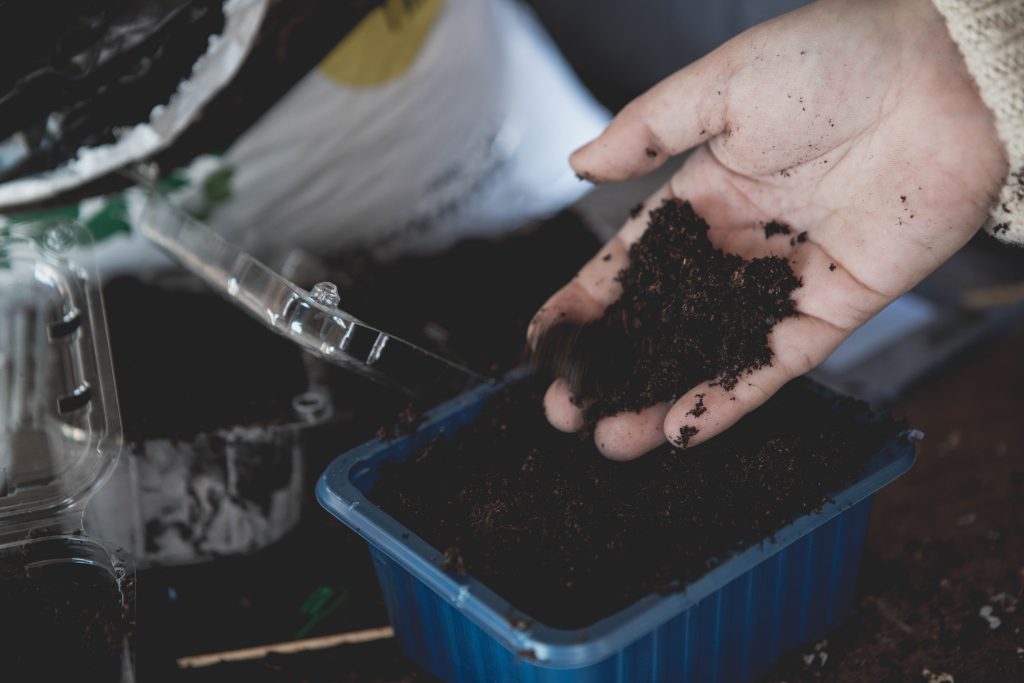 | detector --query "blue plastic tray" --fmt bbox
[318,379,916,683]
